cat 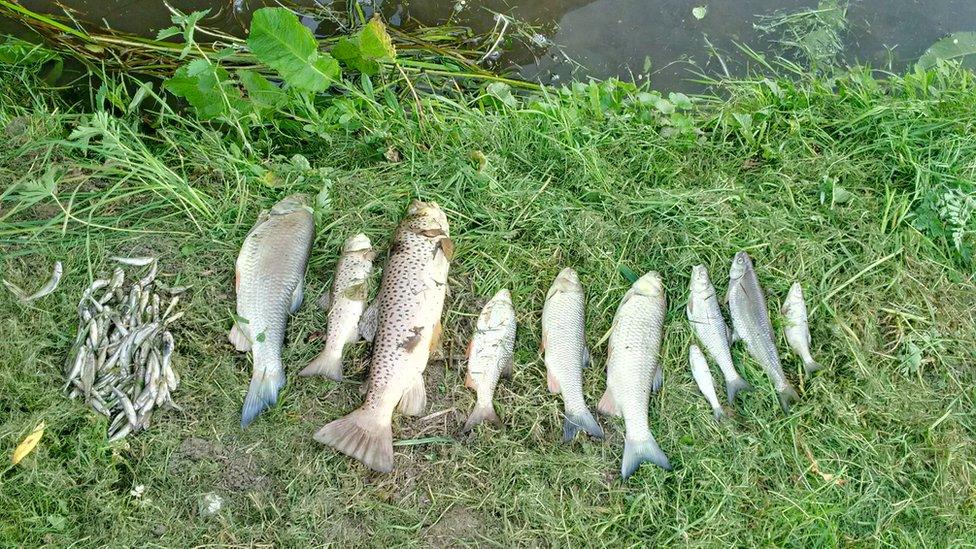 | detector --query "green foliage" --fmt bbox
[918,32,976,71]
[247,7,340,92]
[163,60,243,120]
[331,18,397,76]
